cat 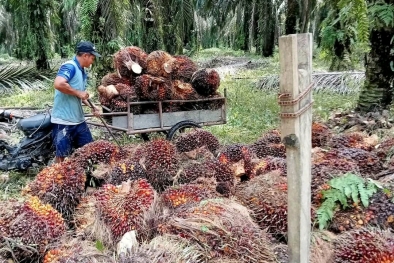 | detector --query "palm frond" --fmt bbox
[0,64,53,93]
[259,71,365,94]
